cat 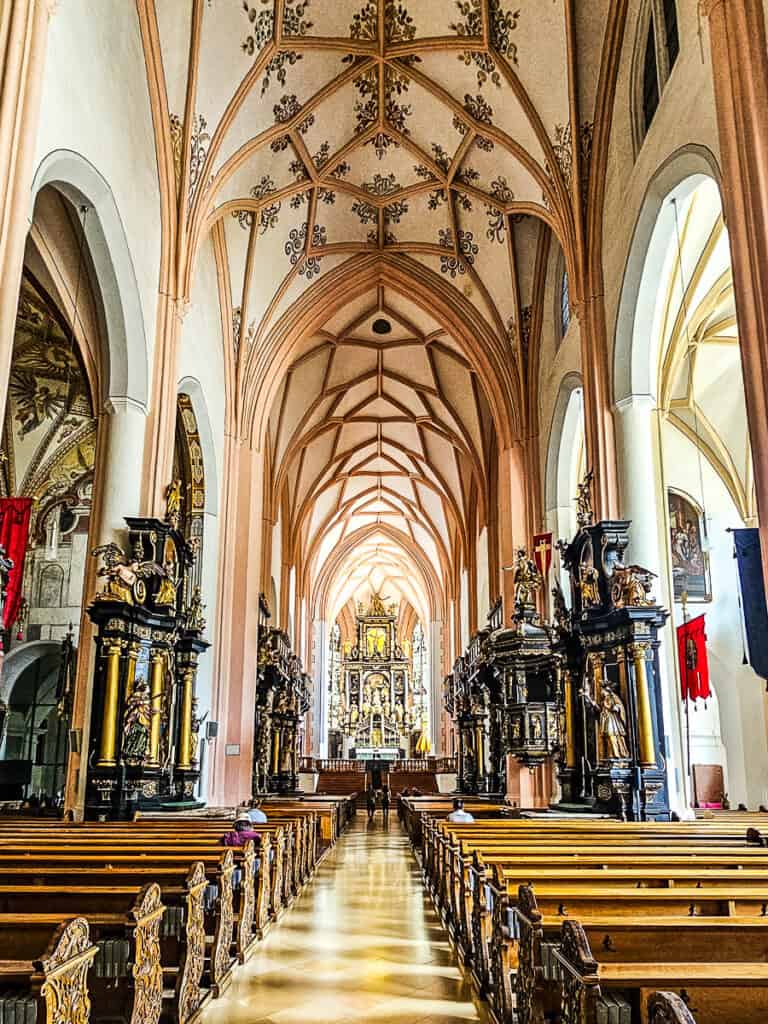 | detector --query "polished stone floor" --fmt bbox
[202,813,489,1024]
